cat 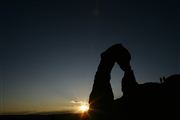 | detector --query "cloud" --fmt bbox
[70,100,83,104]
